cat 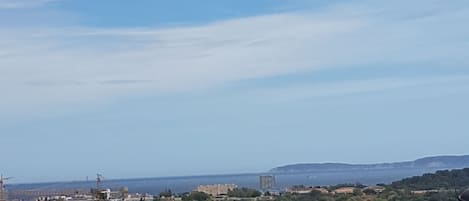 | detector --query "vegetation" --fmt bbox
[272,168,469,201]
[376,188,459,201]
[182,192,211,201]
[227,188,262,198]
[271,189,461,201]
[276,190,333,201]
[159,189,173,197]
[390,168,469,190]
[362,188,377,195]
